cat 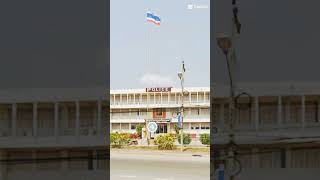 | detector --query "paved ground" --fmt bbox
[110,149,210,180]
